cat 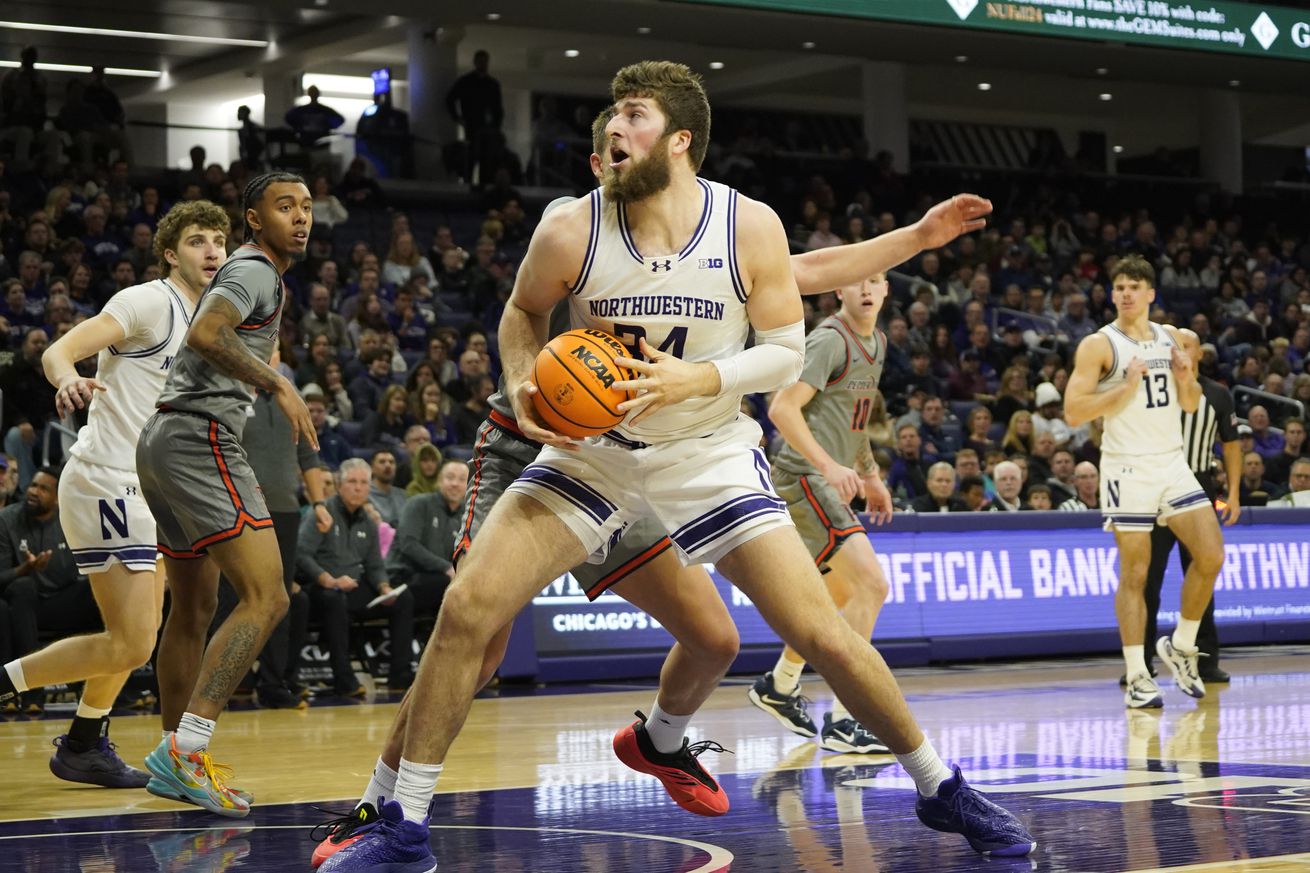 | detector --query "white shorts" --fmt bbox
[1099,451,1209,533]
[506,415,792,565]
[58,456,160,573]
